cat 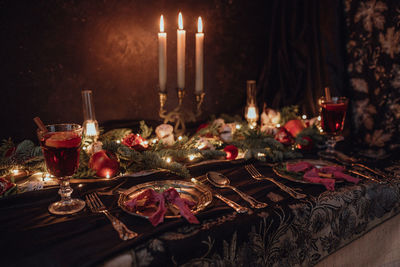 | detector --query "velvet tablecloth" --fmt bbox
[1,159,400,267]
